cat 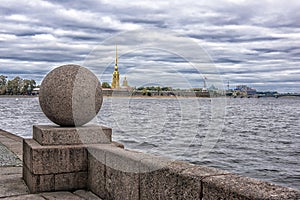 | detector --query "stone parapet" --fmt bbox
[23,128,300,198]
[87,144,153,200]
[87,144,300,200]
